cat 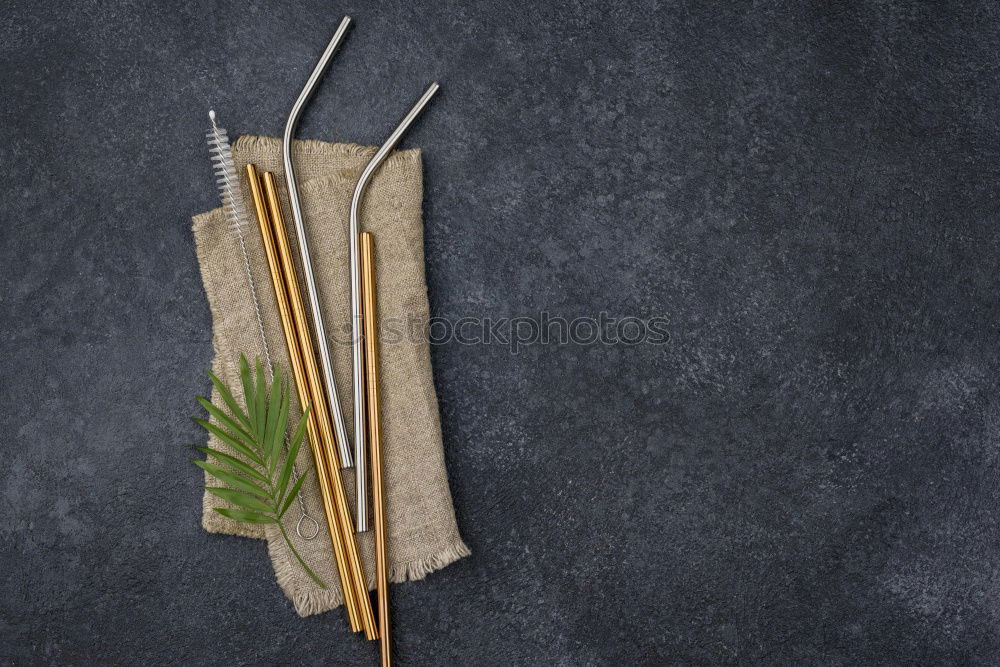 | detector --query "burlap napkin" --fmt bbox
[191,135,469,616]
